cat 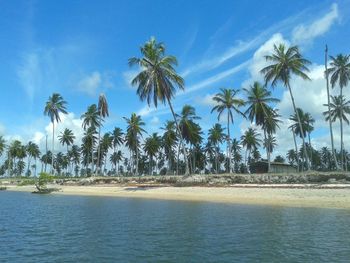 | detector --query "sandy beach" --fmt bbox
[5,184,350,209]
